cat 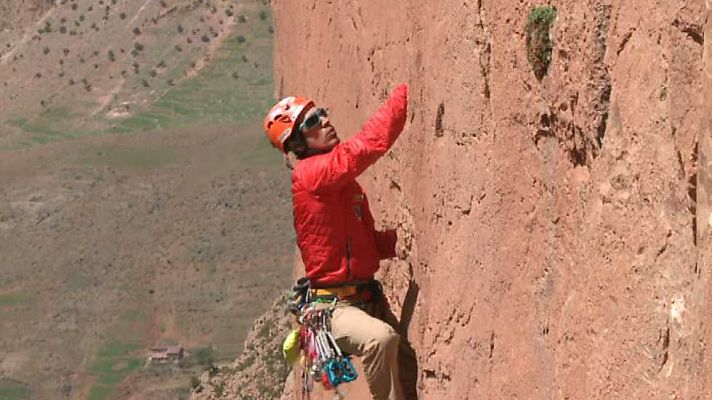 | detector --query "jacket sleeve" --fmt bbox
[299,84,408,193]
[374,229,397,260]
